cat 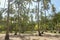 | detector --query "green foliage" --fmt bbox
[0,0,60,34]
